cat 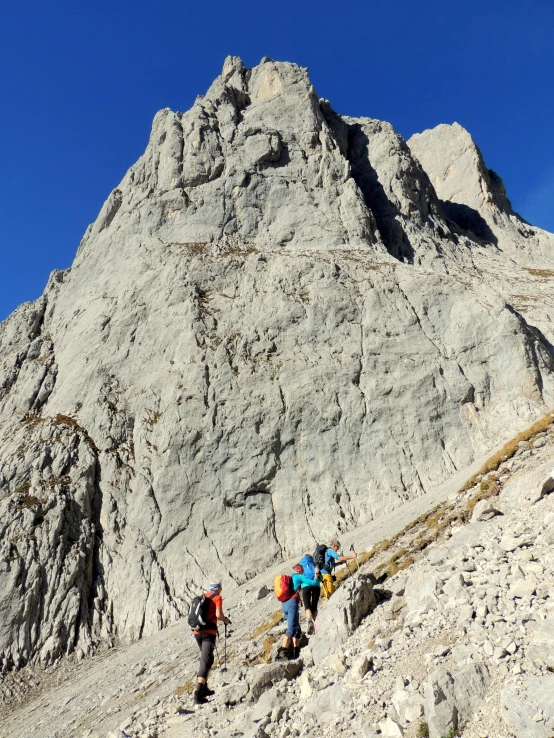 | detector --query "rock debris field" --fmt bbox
[1,416,554,738]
